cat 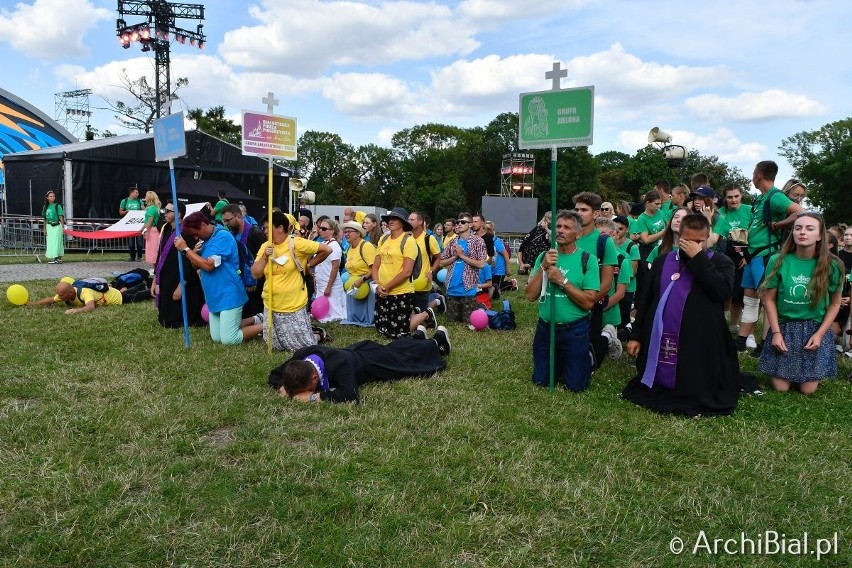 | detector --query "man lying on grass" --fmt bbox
[28,277,151,315]
[268,326,451,403]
